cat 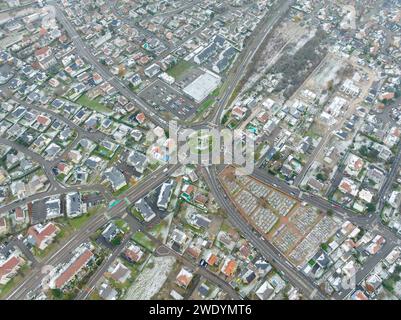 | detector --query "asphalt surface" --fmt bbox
[207,0,295,125]
[4,0,401,301]
[202,166,326,300]
[53,3,169,130]
[78,213,241,300]
[5,164,179,300]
